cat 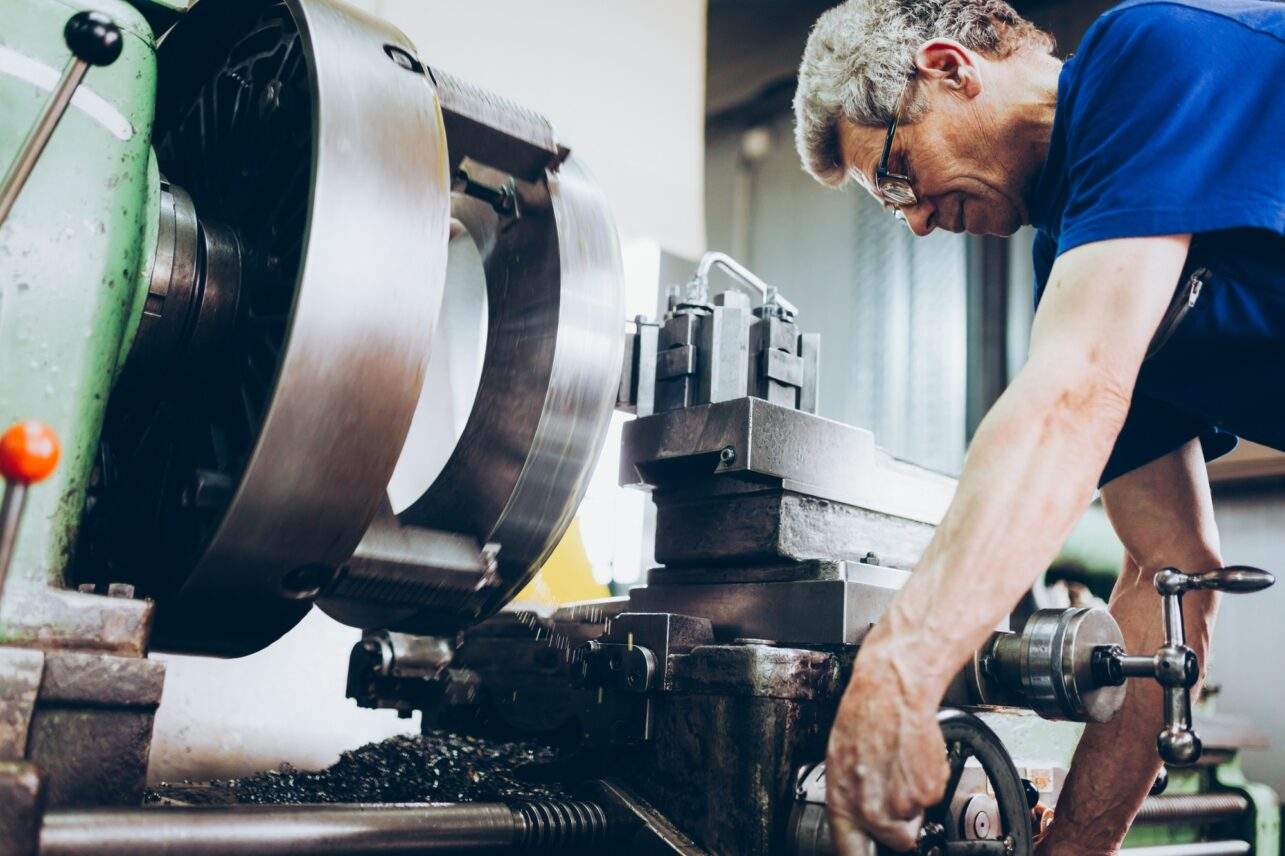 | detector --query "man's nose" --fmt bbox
[899,199,936,236]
